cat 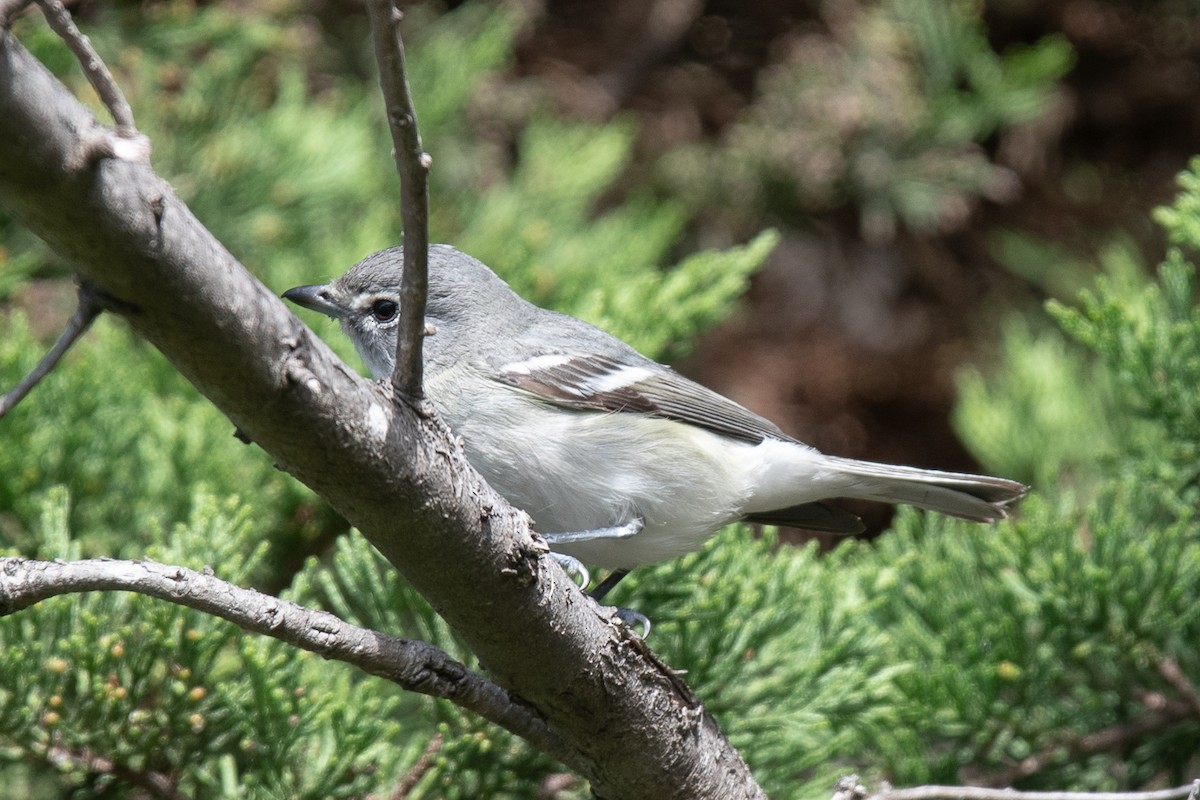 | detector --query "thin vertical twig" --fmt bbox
[363,0,431,407]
